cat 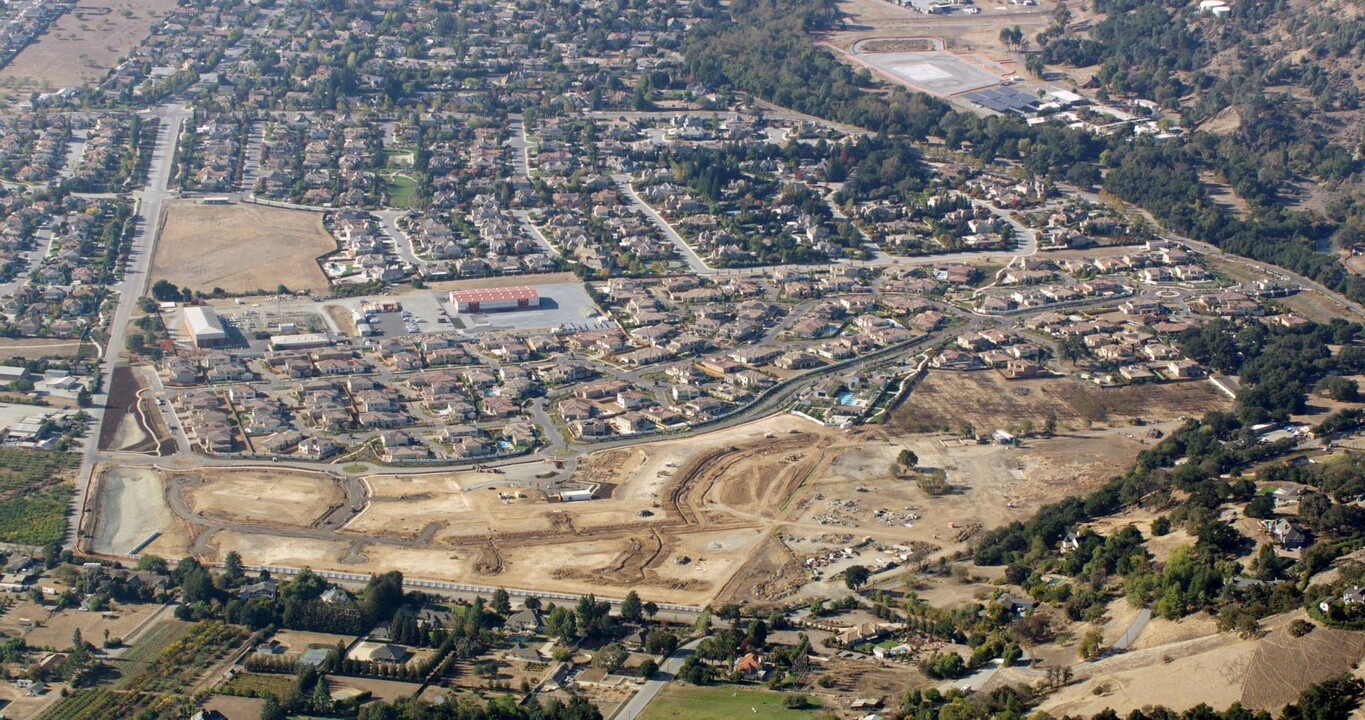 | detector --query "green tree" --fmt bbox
[361,571,404,625]
[1078,628,1103,660]
[224,551,244,582]
[547,606,577,642]
[1246,494,1276,519]
[844,565,871,591]
[592,643,627,673]
[284,567,326,601]
[620,590,643,623]
[678,655,712,684]
[151,279,180,302]
[135,555,168,573]
[310,676,331,713]
[492,587,511,615]
[259,696,286,720]
[897,449,918,468]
